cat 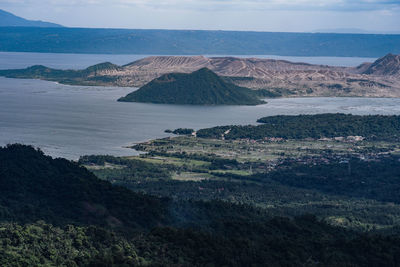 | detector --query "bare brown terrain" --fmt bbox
[88,53,400,97]
[2,53,400,97]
